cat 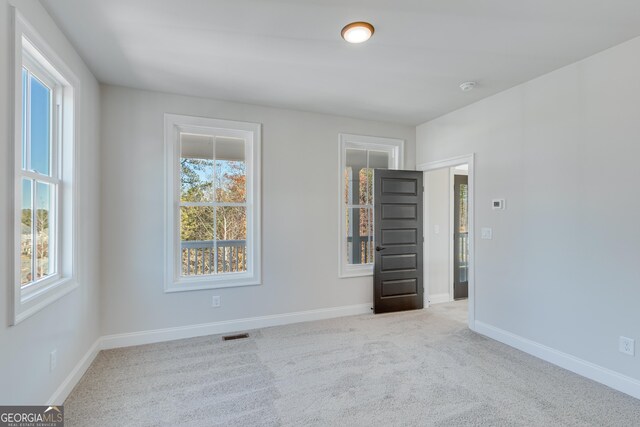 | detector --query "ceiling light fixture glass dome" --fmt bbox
[341,22,375,44]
